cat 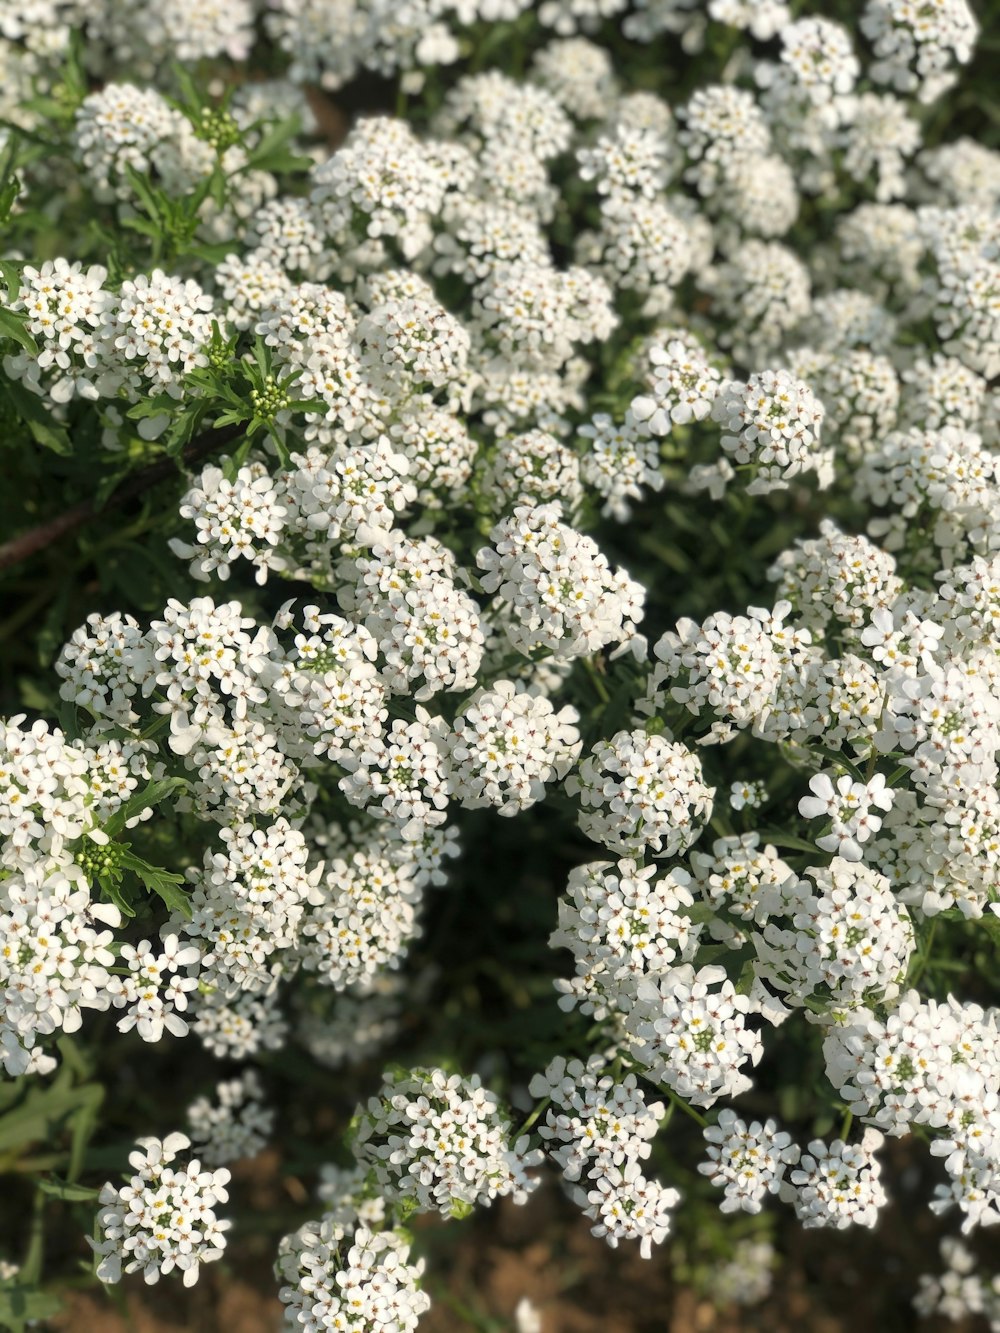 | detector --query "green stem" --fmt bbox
[21,1187,45,1284]
[584,656,610,705]
[839,1108,853,1142]
[663,1086,707,1129]
[515,1096,550,1138]
[908,917,939,988]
